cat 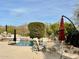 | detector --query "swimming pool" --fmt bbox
[16,40,33,46]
